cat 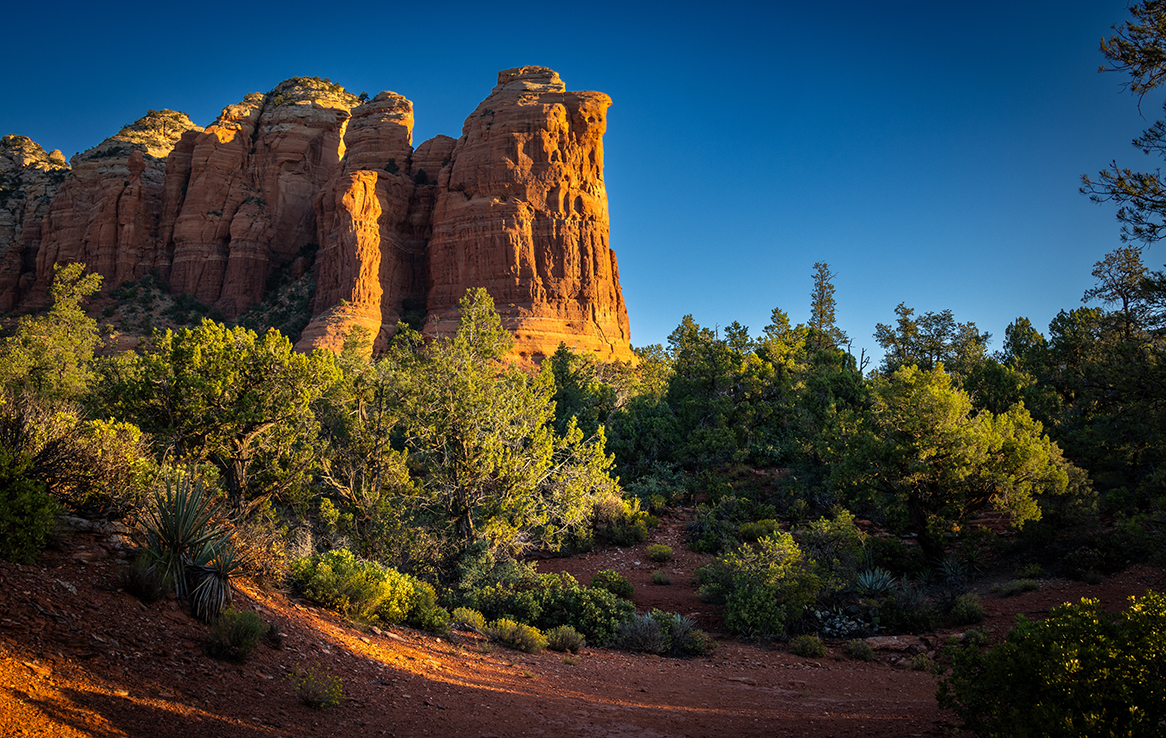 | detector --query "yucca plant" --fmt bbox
[138,472,227,603]
[189,536,246,621]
